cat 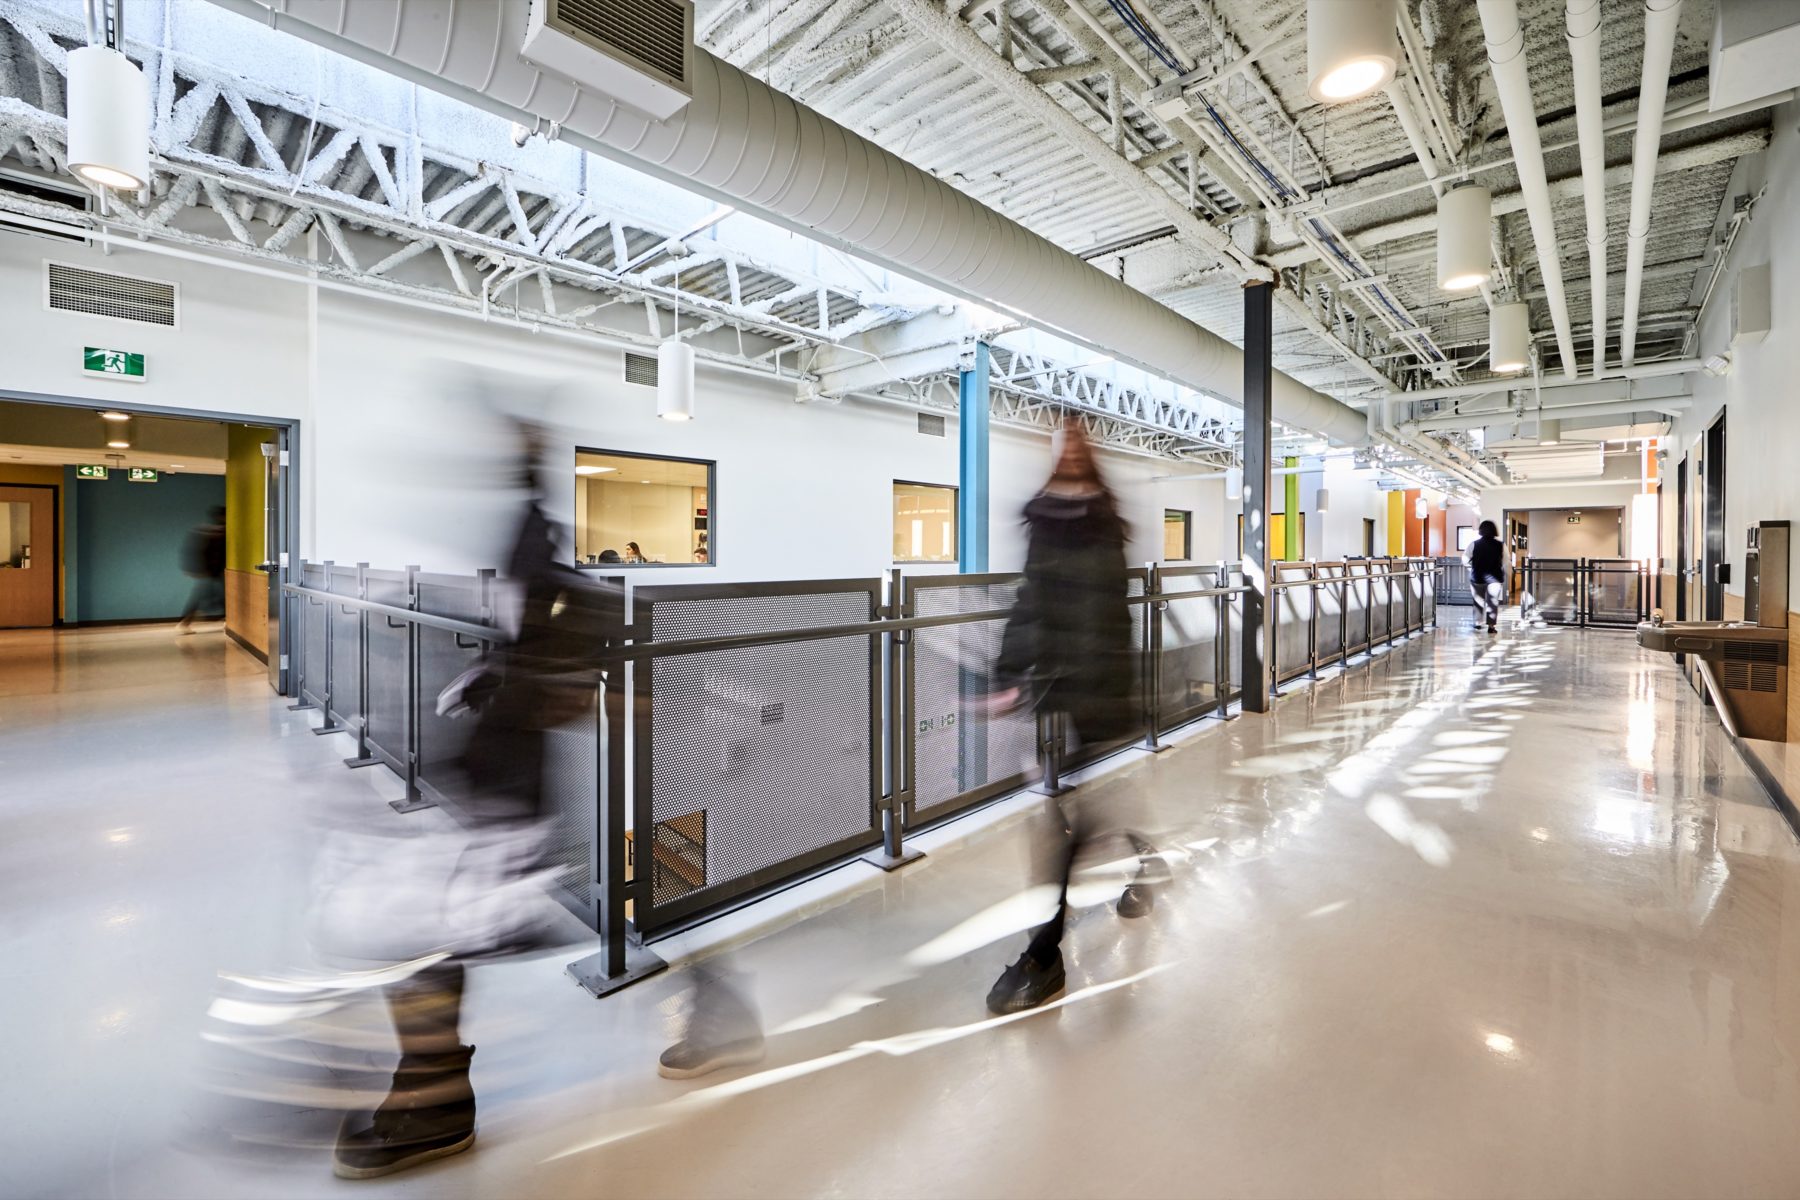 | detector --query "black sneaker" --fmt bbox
[1117,883,1155,918]
[986,952,1066,1015]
